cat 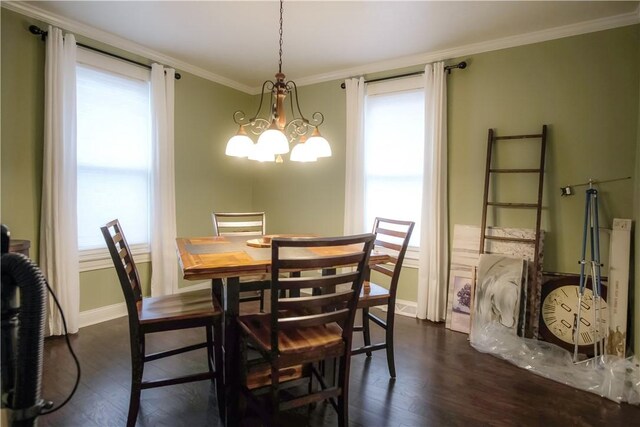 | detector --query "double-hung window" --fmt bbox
[364,76,424,262]
[76,49,152,270]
